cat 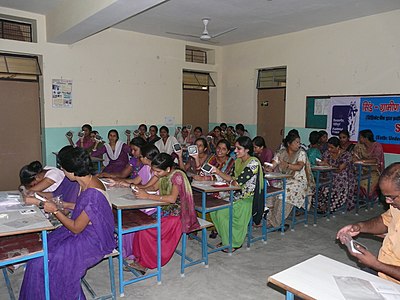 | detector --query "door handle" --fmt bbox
[261,100,269,107]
